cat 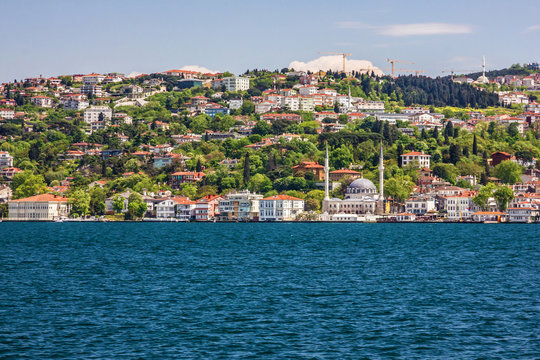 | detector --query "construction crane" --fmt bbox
[319,52,352,73]
[386,59,413,78]
[400,69,426,77]
[441,69,475,81]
